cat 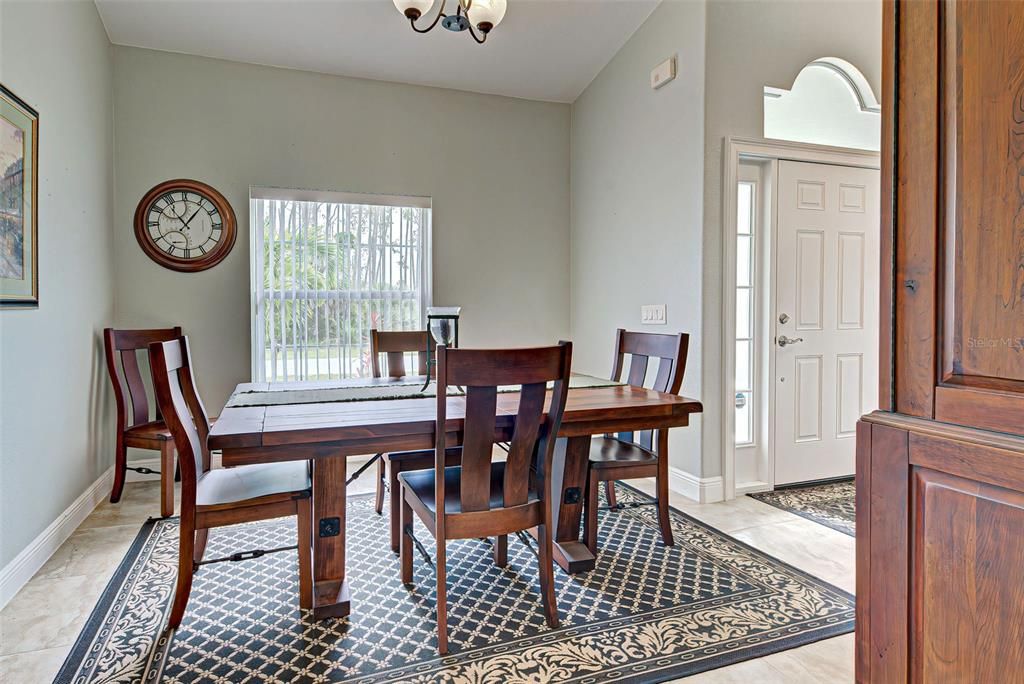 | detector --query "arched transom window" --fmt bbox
[764,57,880,151]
